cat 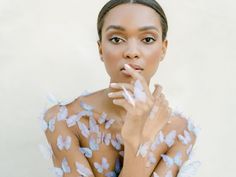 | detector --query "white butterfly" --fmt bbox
[80,147,93,158]
[89,116,99,133]
[151,131,164,151]
[78,121,90,138]
[134,79,147,102]
[98,113,116,129]
[61,157,71,173]
[41,116,56,132]
[187,118,201,137]
[111,134,123,150]
[57,106,68,121]
[121,86,135,106]
[89,136,99,151]
[98,112,107,124]
[136,142,149,157]
[76,162,93,177]
[94,157,110,173]
[177,160,201,177]
[161,151,182,168]
[146,152,157,167]
[178,130,192,145]
[78,110,93,119]
[97,132,112,145]
[105,171,117,177]
[51,167,63,177]
[38,143,53,160]
[57,135,72,150]
[46,93,59,105]
[66,114,79,127]
[80,101,94,111]
[164,130,177,147]
[80,90,91,96]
